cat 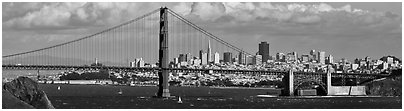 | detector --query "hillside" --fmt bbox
[365,69,402,96]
